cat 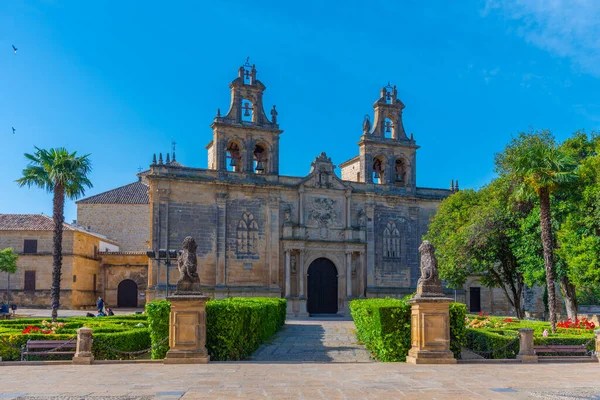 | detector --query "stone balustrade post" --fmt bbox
[72,327,94,365]
[516,328,538,363]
